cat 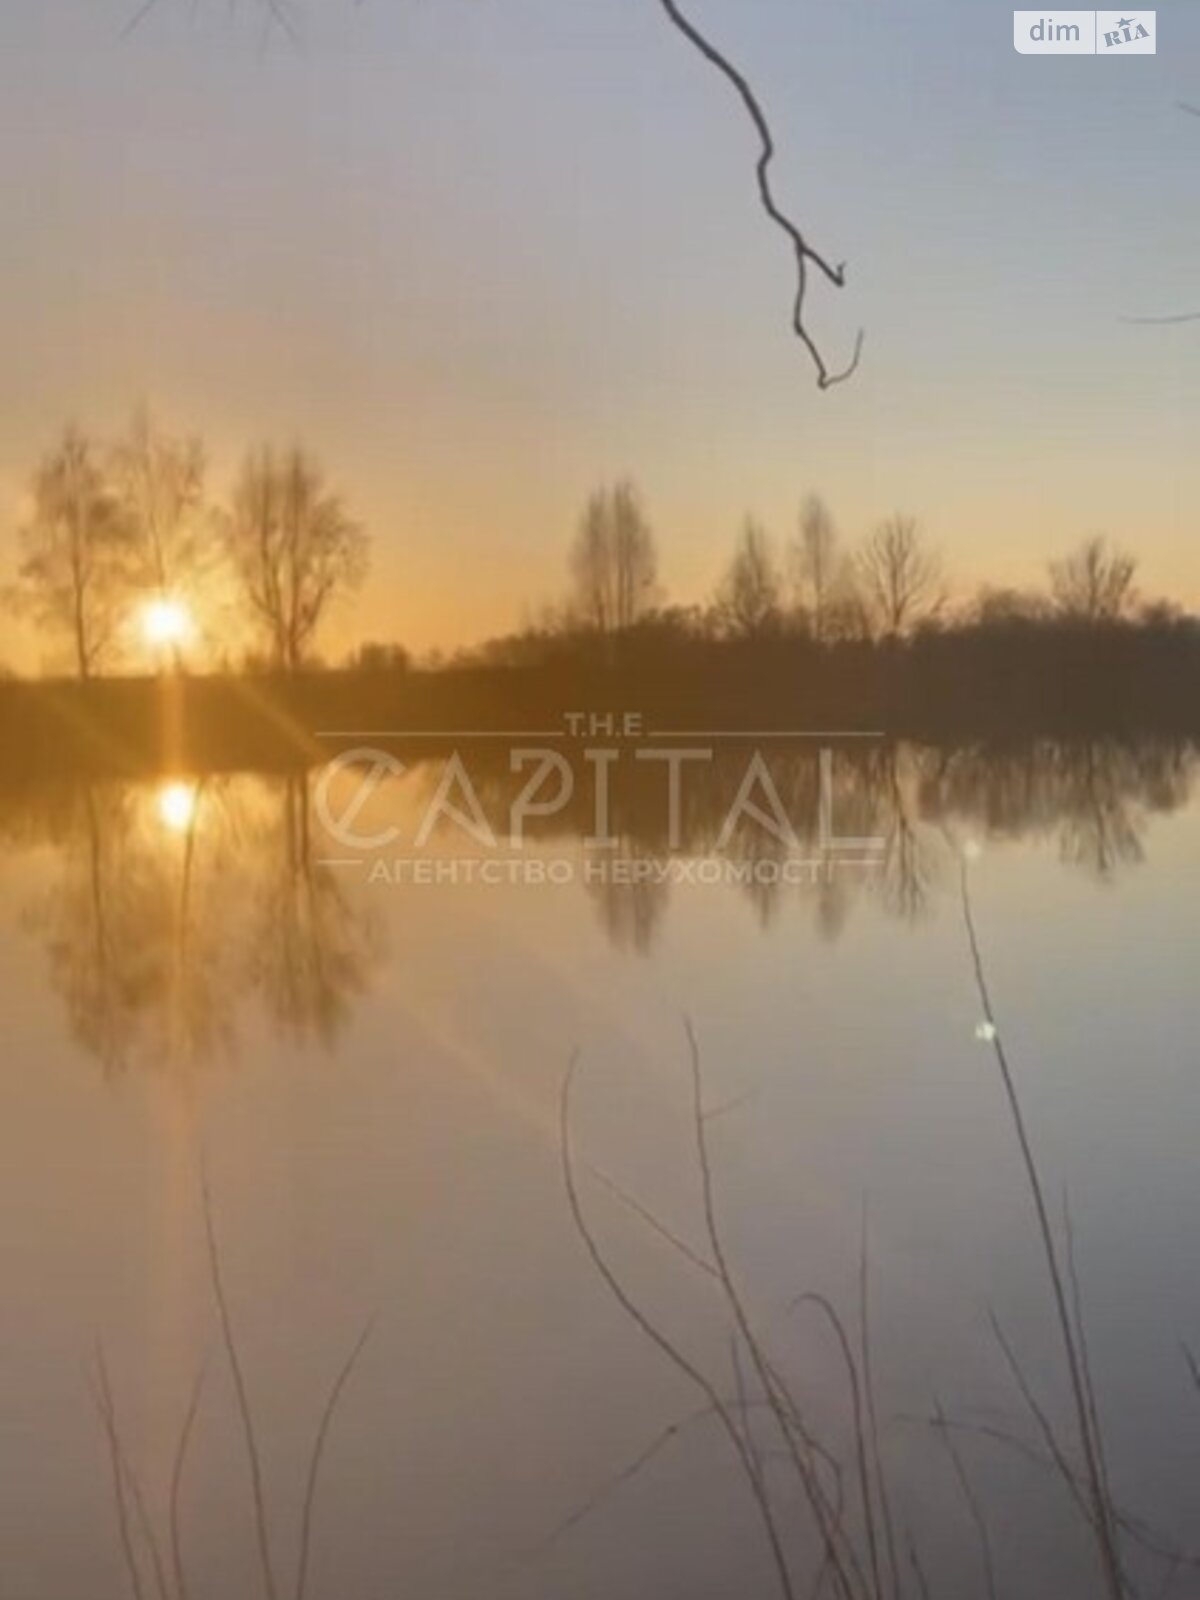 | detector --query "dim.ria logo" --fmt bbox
[1099,12,1153,49]
[1013,11,1156,54]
